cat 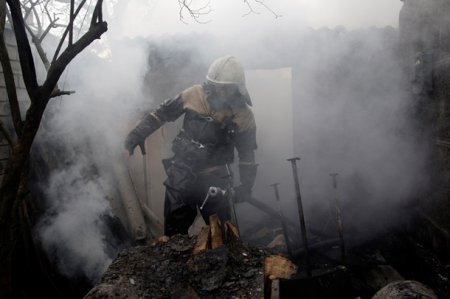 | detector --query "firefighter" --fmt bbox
[125,56,258,236]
